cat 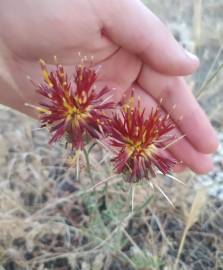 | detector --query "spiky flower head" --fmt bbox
[108,96,177,182]
[35,60,114,149]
